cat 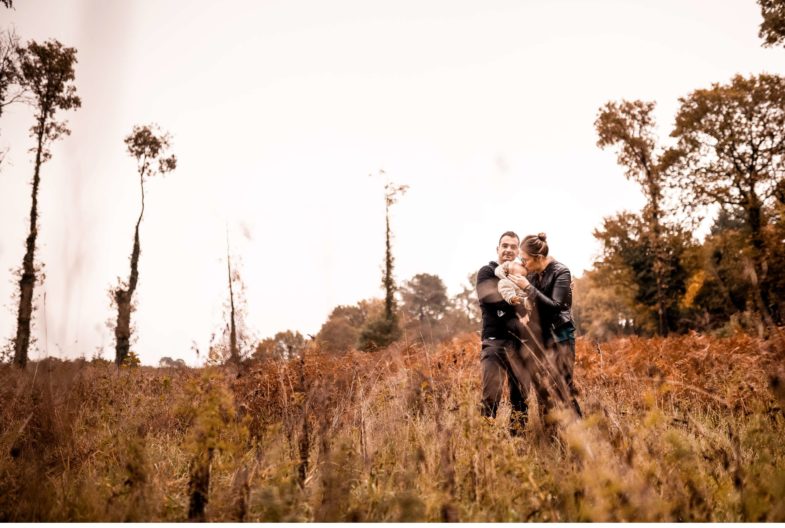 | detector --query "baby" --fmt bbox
[495,260,529,306]
[493,260,537,343]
